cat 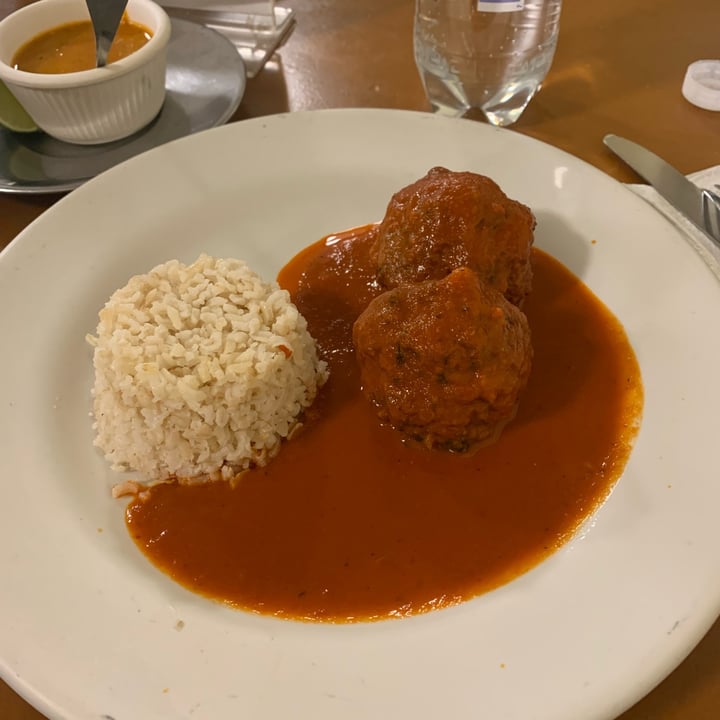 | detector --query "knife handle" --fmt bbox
[701,189,720,244]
